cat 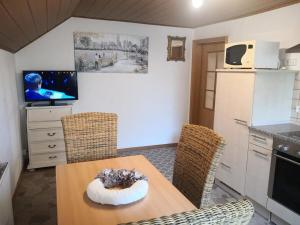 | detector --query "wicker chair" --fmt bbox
[173,124,225,208]
[61,112,117,163]
[120,199,254,225]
